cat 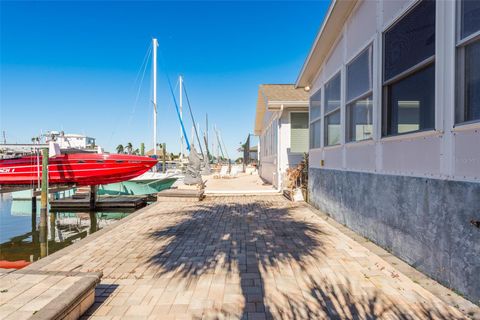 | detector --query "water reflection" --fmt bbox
[0,193,133,262]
